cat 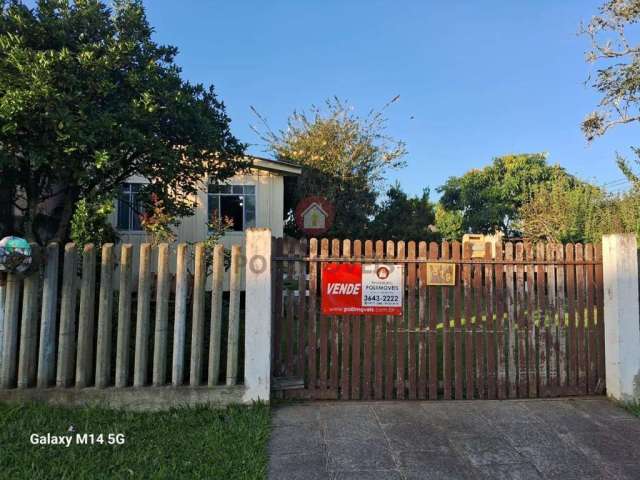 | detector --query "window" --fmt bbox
[117,183,143,231]
[208,184,256,231]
